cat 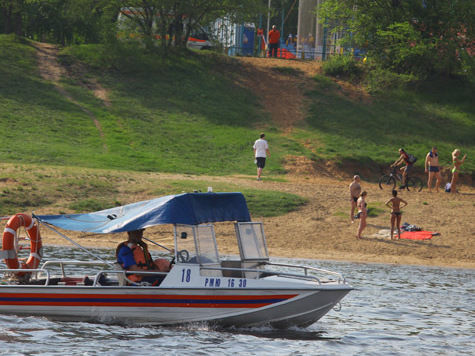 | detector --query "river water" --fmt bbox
[0,246,473,355]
